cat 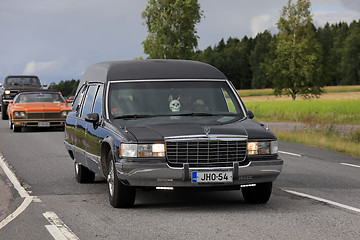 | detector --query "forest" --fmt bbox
[192,20,360,90]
